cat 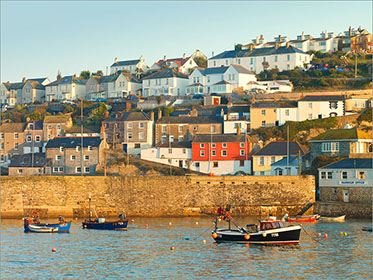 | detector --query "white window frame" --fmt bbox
[26,135,32,142]
[200,144,205,148]
[56,155,62,160]
[221,150,227,157]
[76,167,82,173]
[222,143,227,148]
[84,167,90,173]
[70,155,76,161]
[35,135,41,142]
[240,149,245,156]
[84,155,89,161]
[200,150,205,156]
